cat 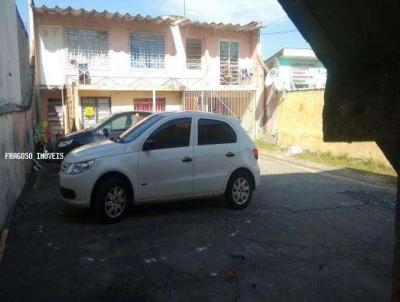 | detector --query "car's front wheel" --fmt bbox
[94,178,130,224]
[225,171,253,209]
